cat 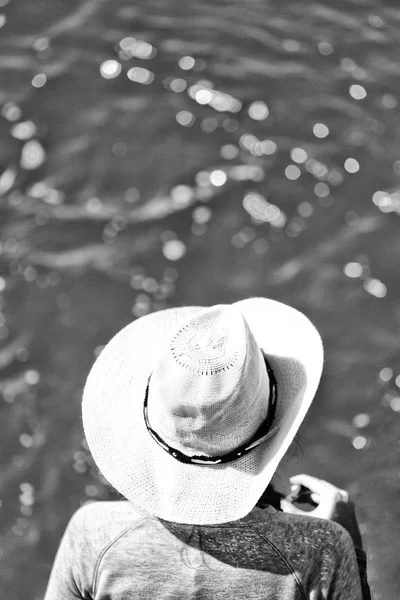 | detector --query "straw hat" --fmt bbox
[82,297,323,524]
